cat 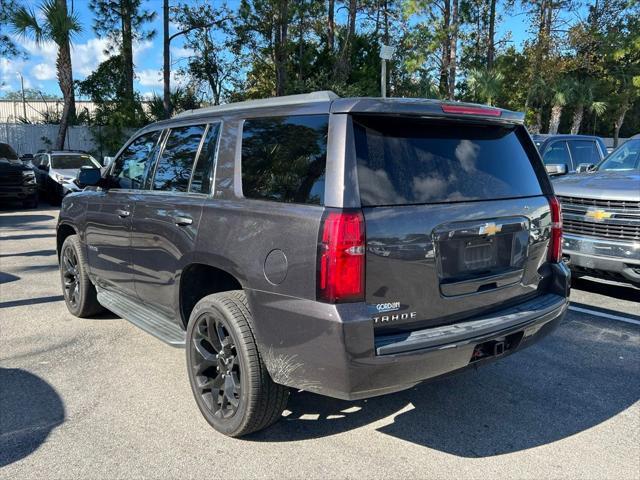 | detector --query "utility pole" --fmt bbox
[379,44,395,98]
[19,73,27,120]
